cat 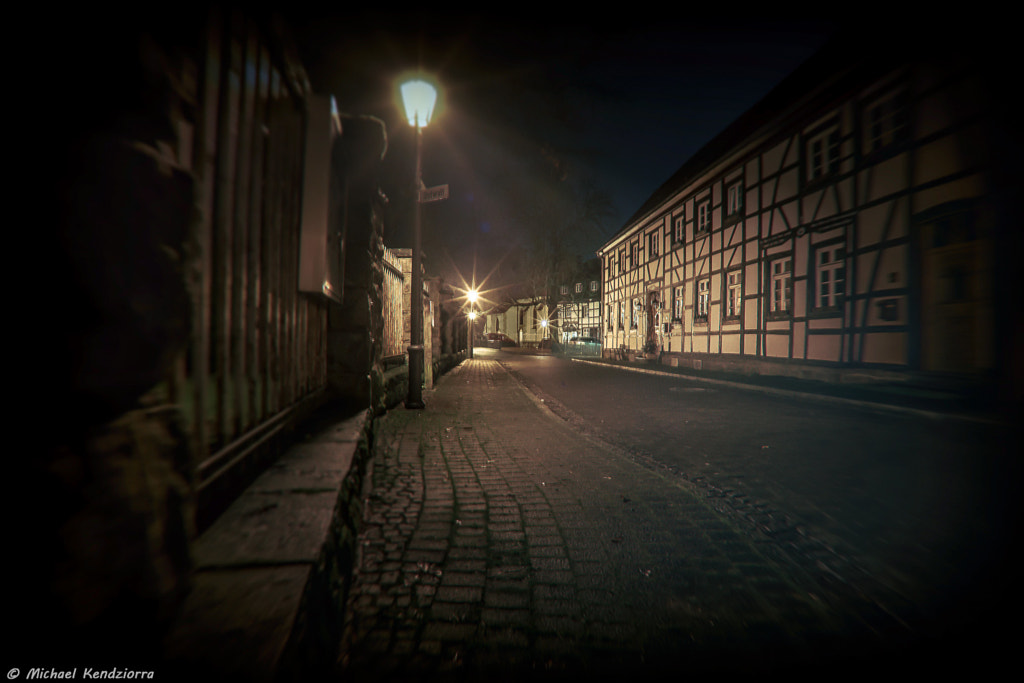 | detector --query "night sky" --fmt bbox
[287,12,838,297]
